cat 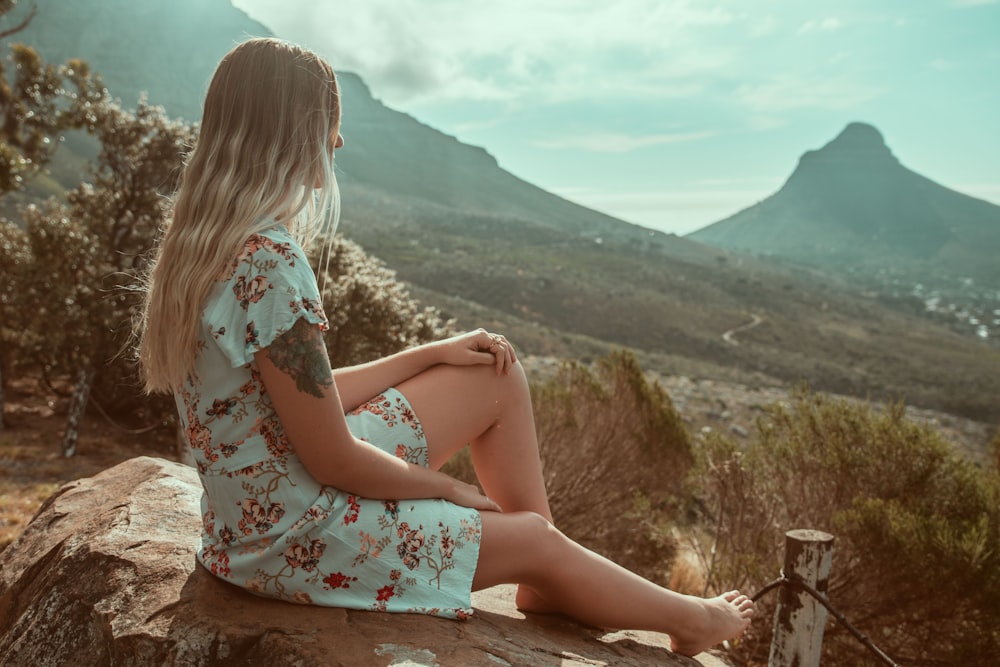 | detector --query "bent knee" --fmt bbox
[511,510,563,555]
[457,360,528,406]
